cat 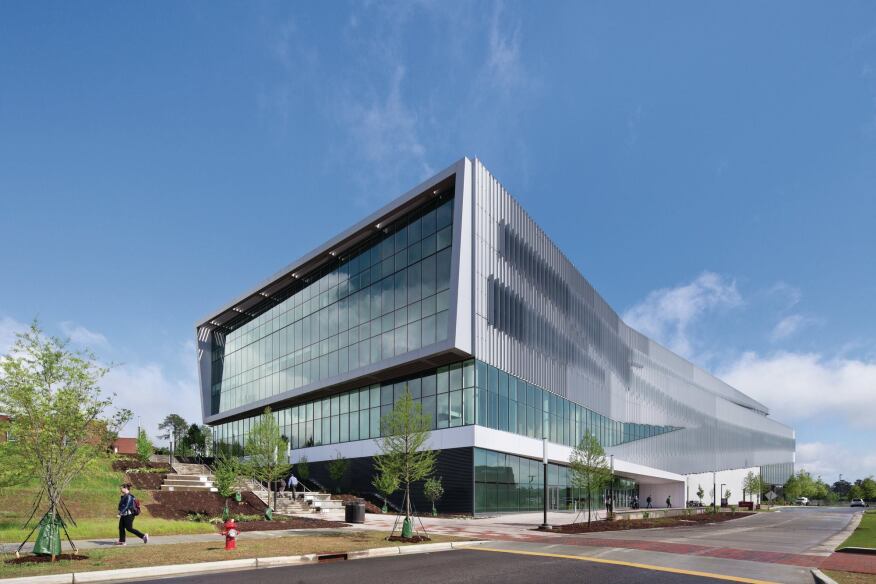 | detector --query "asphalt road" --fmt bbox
[142,549,733,584]
[570,506,861,555]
